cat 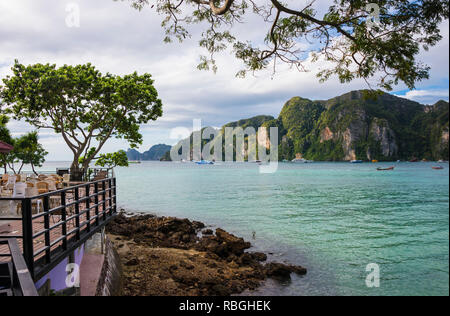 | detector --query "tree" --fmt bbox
[13,132,48,175]
[0,61,163,179]
[0,114,14,173]
[123,0,448,90]
[94,150,130,170]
